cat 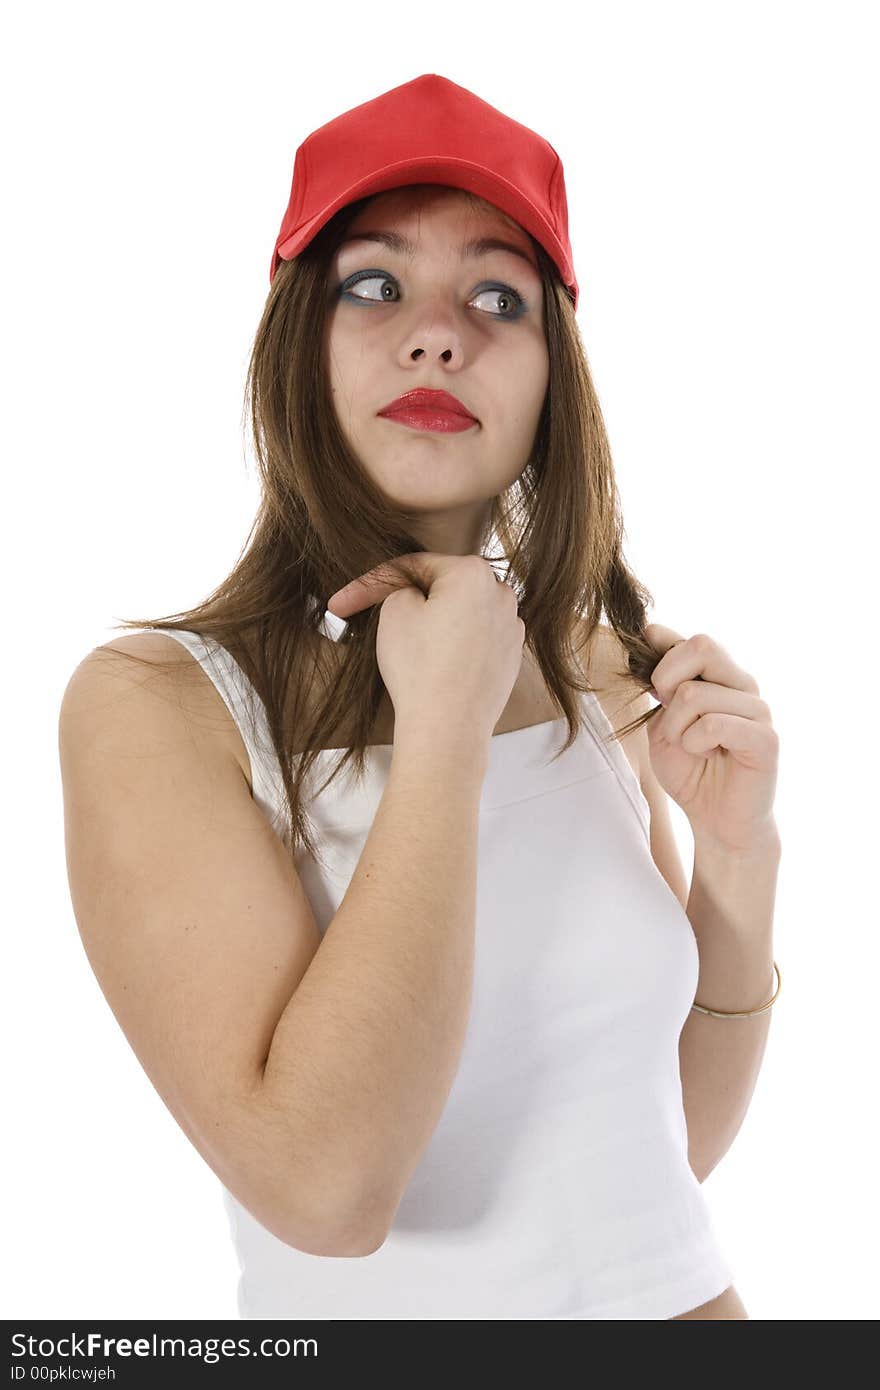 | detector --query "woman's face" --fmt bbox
[323,186,549,554]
